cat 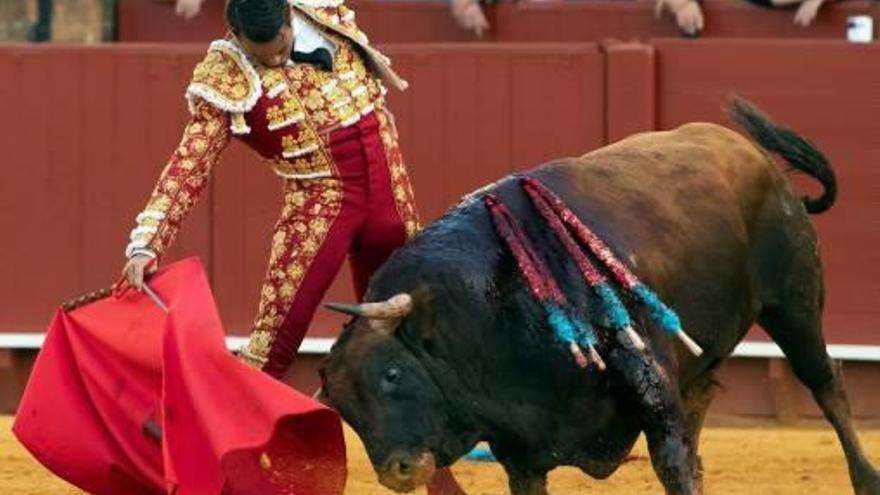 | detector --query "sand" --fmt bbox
[3,415,879,494]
